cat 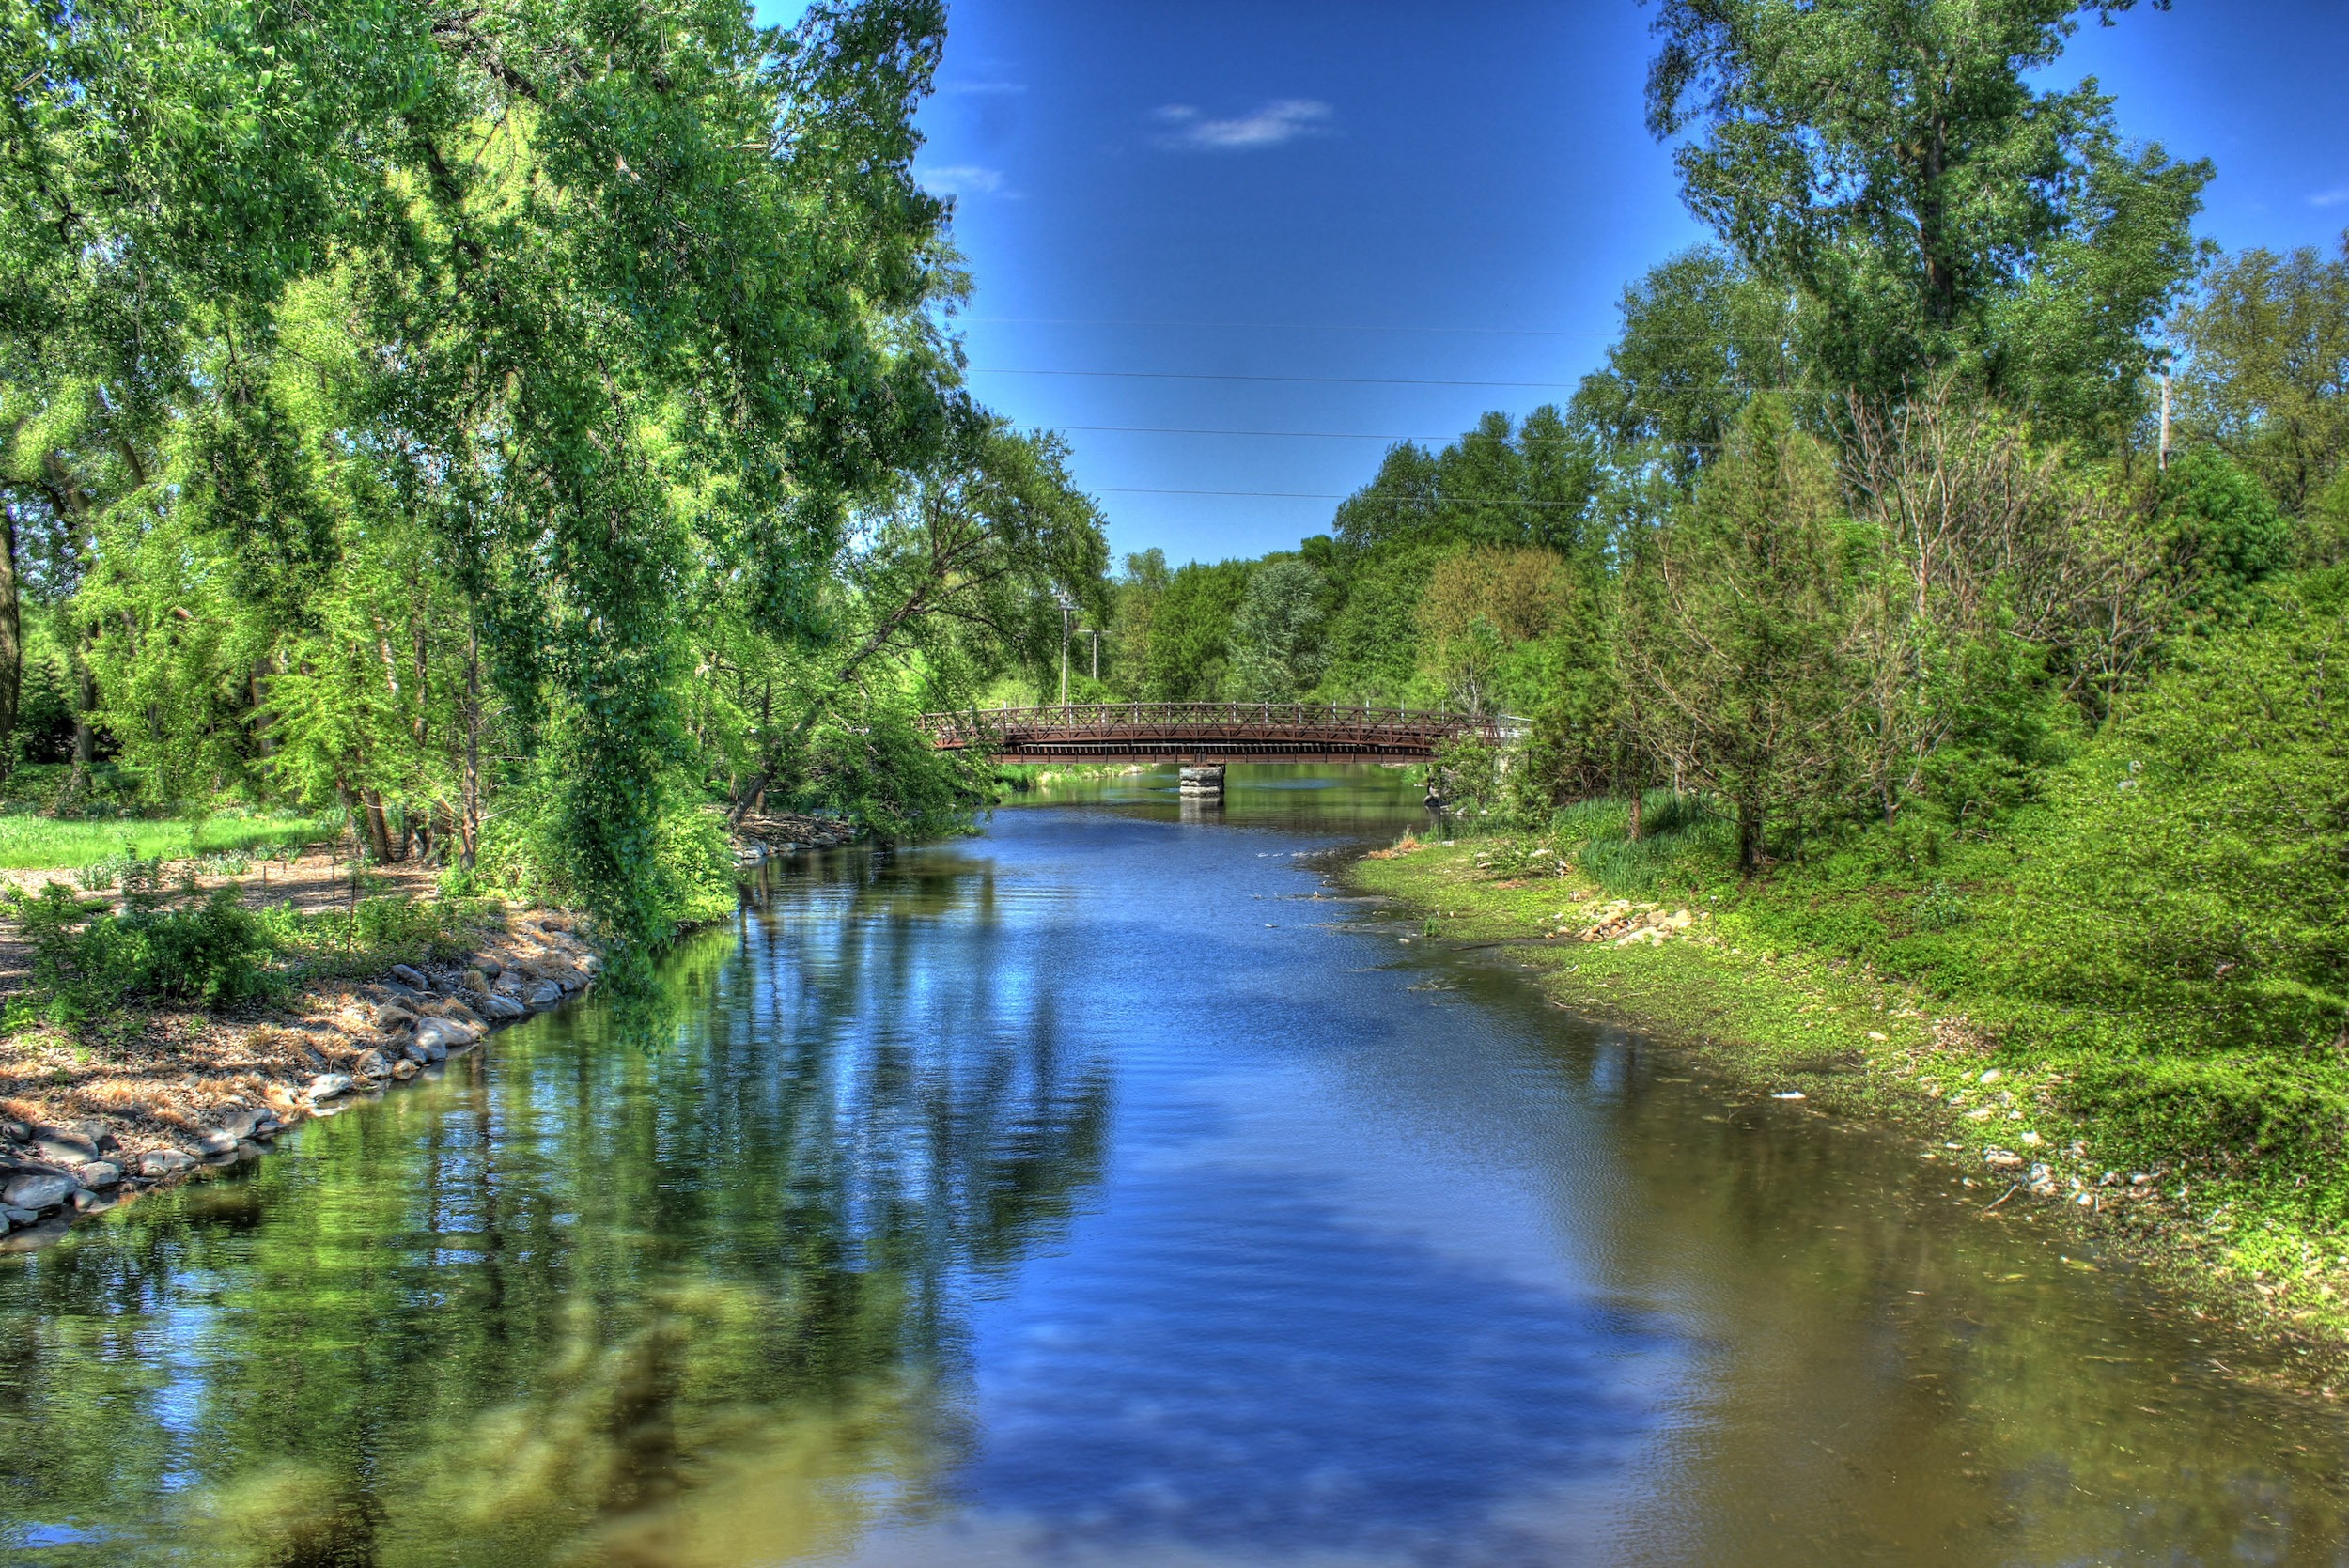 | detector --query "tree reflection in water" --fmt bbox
[0,850,1109,1567]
